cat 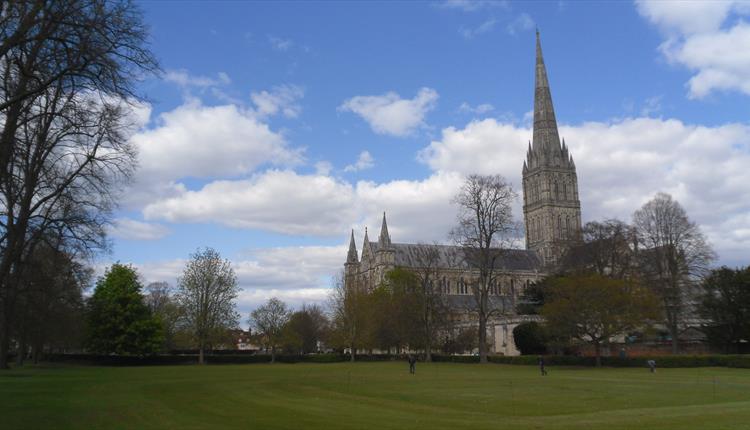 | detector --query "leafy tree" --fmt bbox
[542,274,659,366]
[633,193,716,353]
[699,266,750,353]
[85,264,162,356]
[250,298,291,363]
[451,174,518,363]
[512,322,548,355]
[177,248,239,364]
[281,305,329,354]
